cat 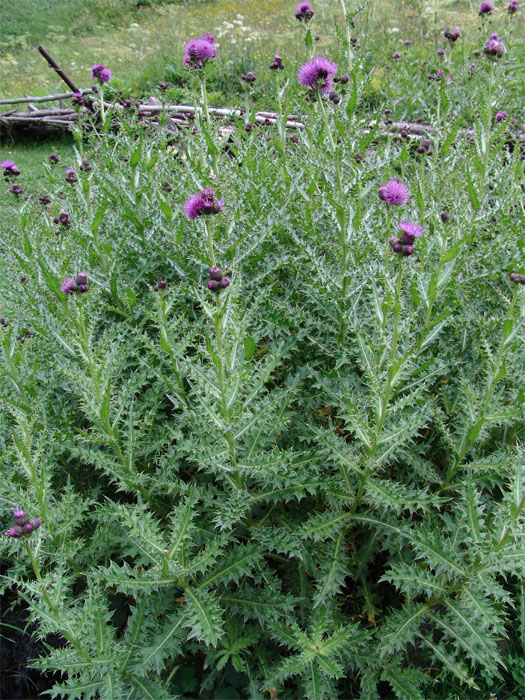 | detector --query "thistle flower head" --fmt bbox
[484,36,505,57]
[269,54,284,70]
[508,0,518,12]
[5,526,24,538]
[60,278,78,295]
[183,34,217,68]
[510,272,525,284]
[295,2,314,21]
[1,160,20,177]
[479,1,494,14]
[12,508,28,525]
[495,111,508,122]
[445,26,461,41]
[378,178,410,206]
[297,56,338,93]
[183,189,224,219]
[91,63,112,82]
[398,220,424,242]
